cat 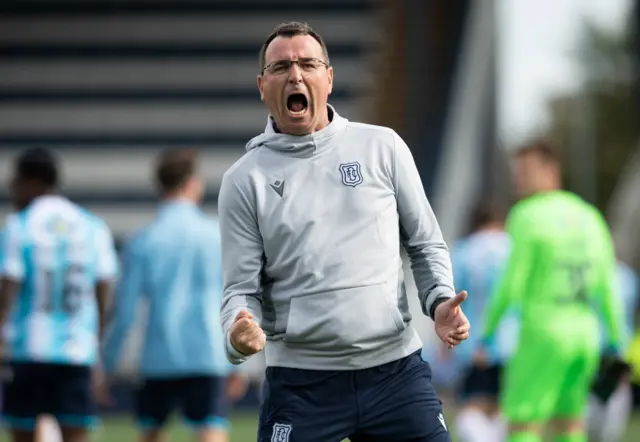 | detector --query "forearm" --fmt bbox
[101,288,139,373]
[0,279,17,333]
[95,281,110,342]
[480,286,510,341]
